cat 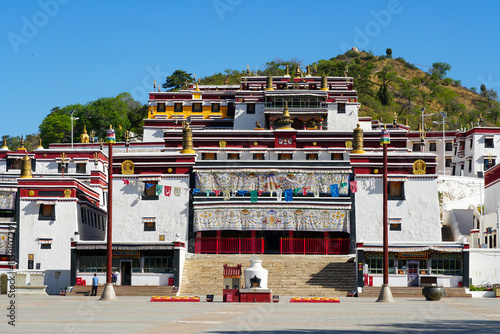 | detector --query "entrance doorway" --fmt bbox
[265,231,283,254]
[407,261,419,287]
[1,274,7,294]
[120,261,132,286]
